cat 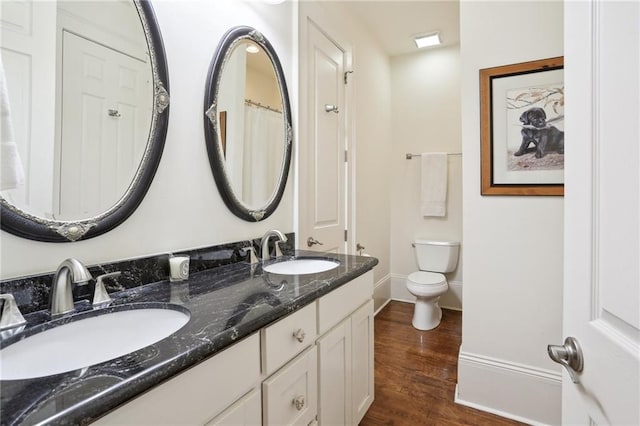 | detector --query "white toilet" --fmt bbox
[406,239,460,330]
